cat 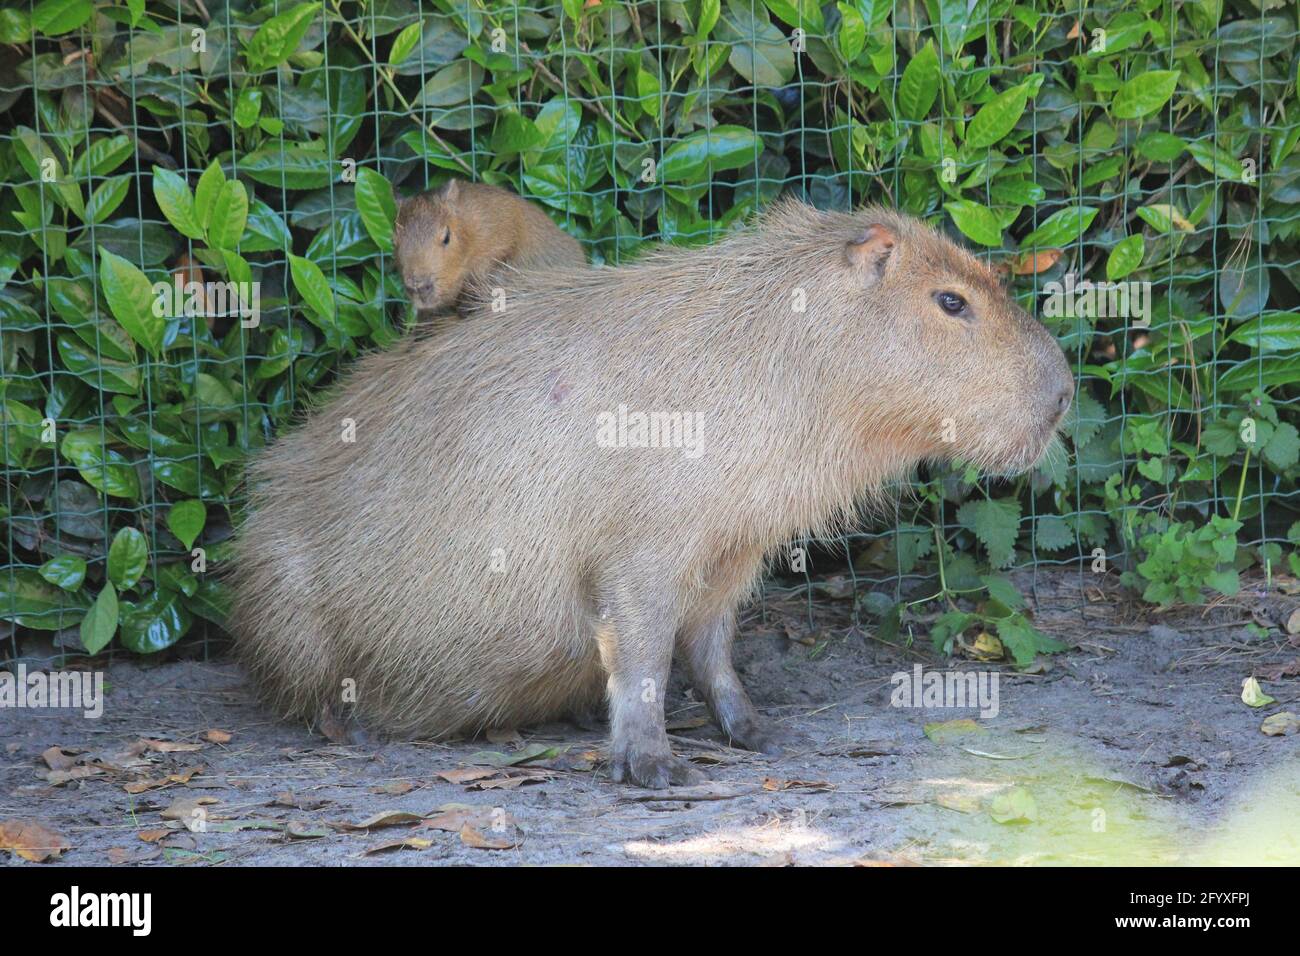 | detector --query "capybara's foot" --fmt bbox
[721,716,787,756]
[610,745,704,789]
[315,703,377,746]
